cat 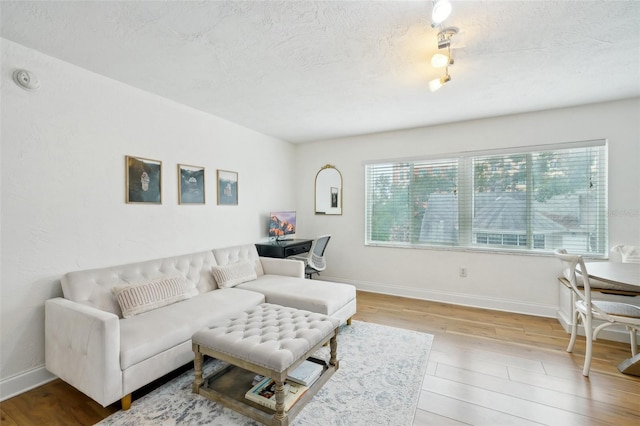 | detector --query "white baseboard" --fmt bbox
[0,366,56,402]
[318,275,558,318]
[319,275,635,345]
